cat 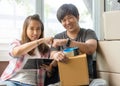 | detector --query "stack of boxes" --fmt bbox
[97,11,120,86]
